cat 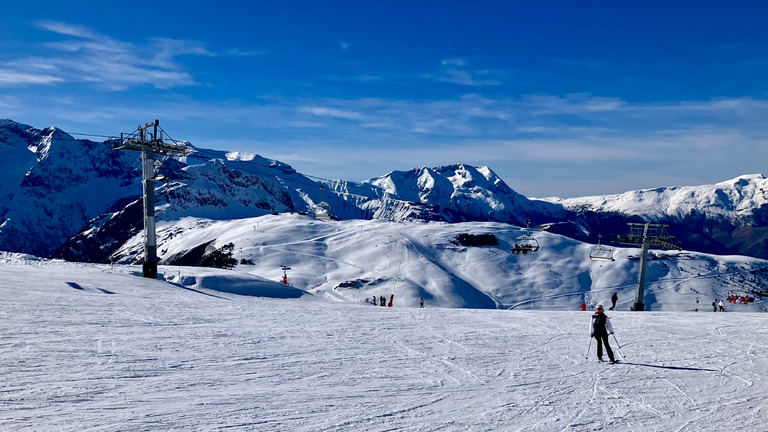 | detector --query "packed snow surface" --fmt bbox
[2,254,767,431]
